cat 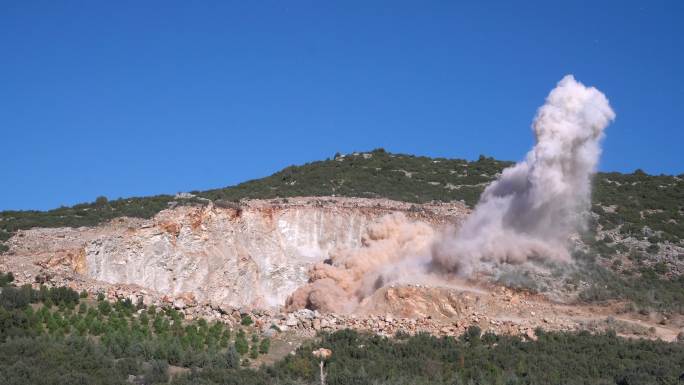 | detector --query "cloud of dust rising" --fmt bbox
[432,75,615,275]
[287,75,615,312]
